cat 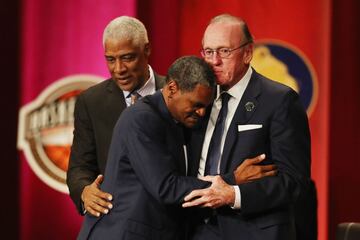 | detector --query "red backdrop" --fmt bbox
[142,1,360,240]
[143,1,331,239]
[12,0,360,239]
